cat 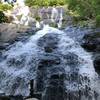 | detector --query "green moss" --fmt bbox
[17,15,23,21]
[50,23,58,28]
[0,10,13,23]
[0,3,12,11]
[35,15,41,21]
[0,3,13,23]
[96,15,100,27]
[0,11,7,23]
